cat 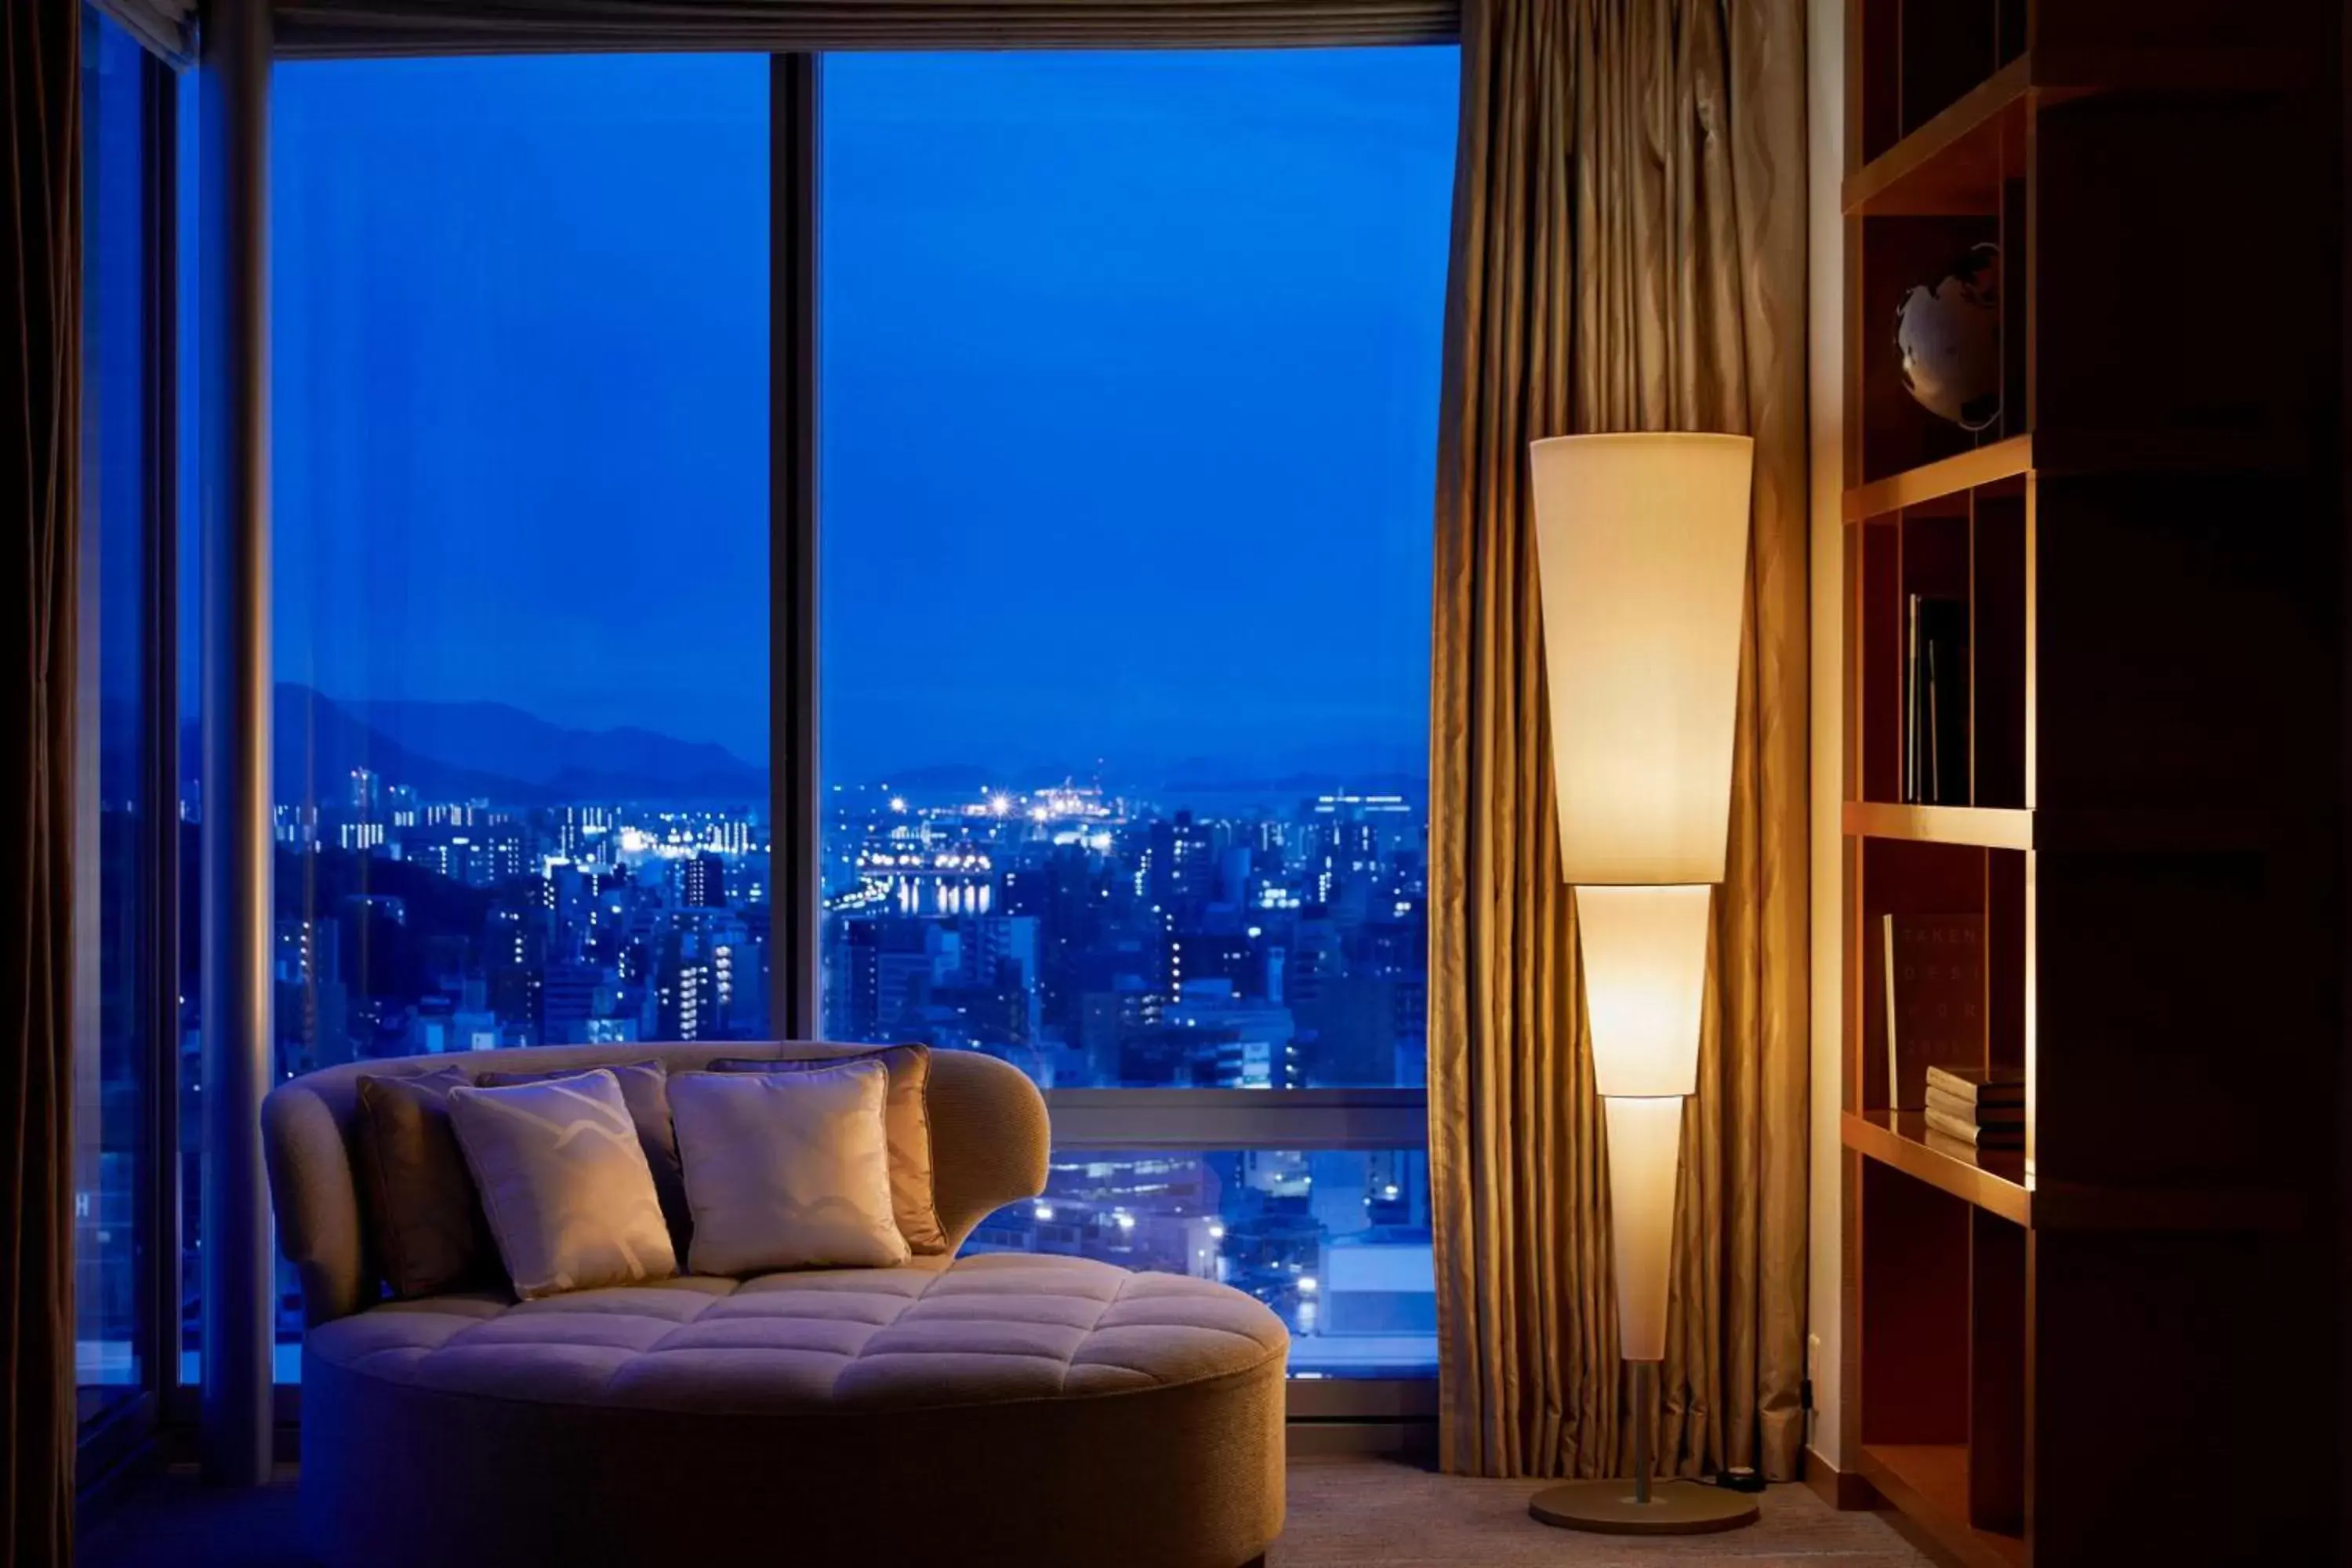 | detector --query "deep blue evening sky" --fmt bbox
[270,49,1457,786]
